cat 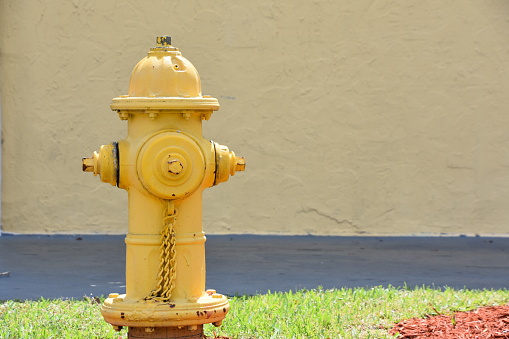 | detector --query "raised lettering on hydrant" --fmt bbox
[82,36,245,339]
